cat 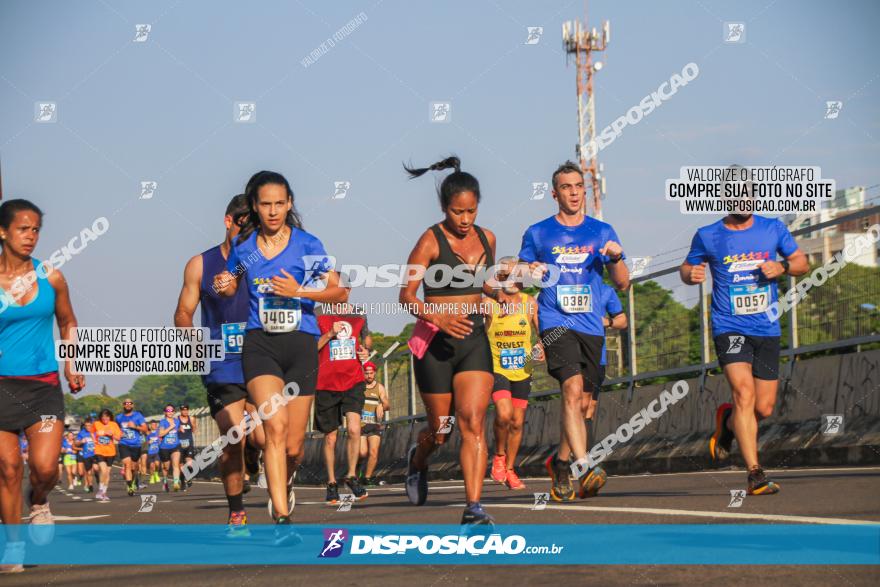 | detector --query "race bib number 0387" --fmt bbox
[557,284,592,314]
